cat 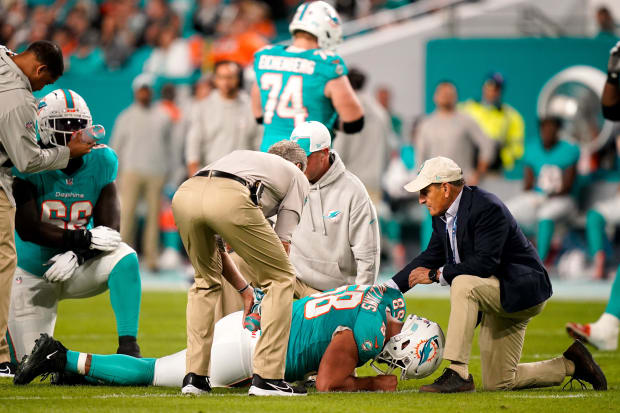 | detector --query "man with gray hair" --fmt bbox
[172,141,310,397]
